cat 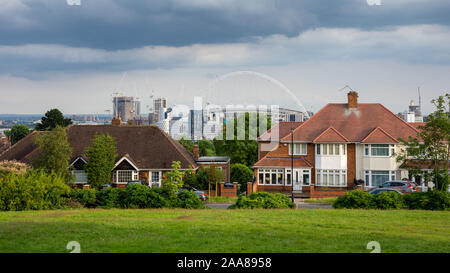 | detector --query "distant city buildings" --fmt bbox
[398,100,424,123]
[112,96,141,123]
